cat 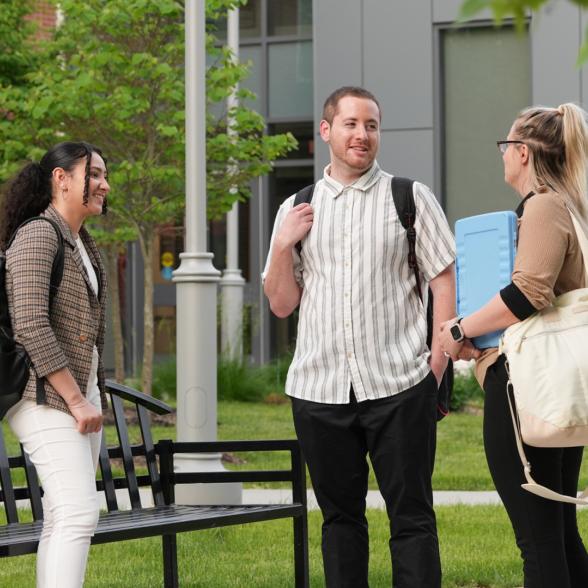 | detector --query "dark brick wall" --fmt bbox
[26,1,57,40]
